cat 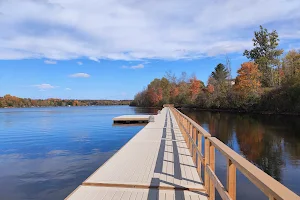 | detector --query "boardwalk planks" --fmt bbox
[66,108,207,200]
[66,106,300,200]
